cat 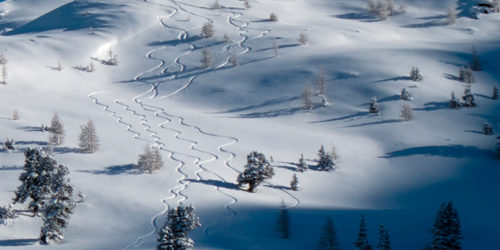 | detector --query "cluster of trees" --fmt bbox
[302,70,330,112]
[157,204,201,250]
[0,148,75,244]
[43,114,99,154]
[137,145,164,174]
[274,200,461,249]
[368,0,406,20]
